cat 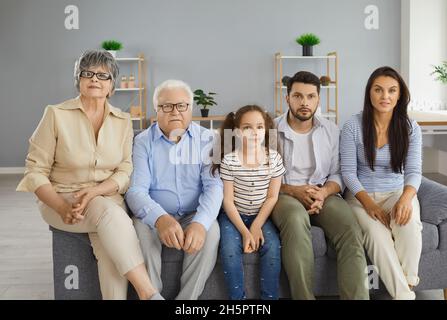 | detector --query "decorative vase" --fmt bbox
[302,45,313,56]
[107,50,117,58]
[120,76,128,89]
[128,74,135,88]
[200,109,209,117]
